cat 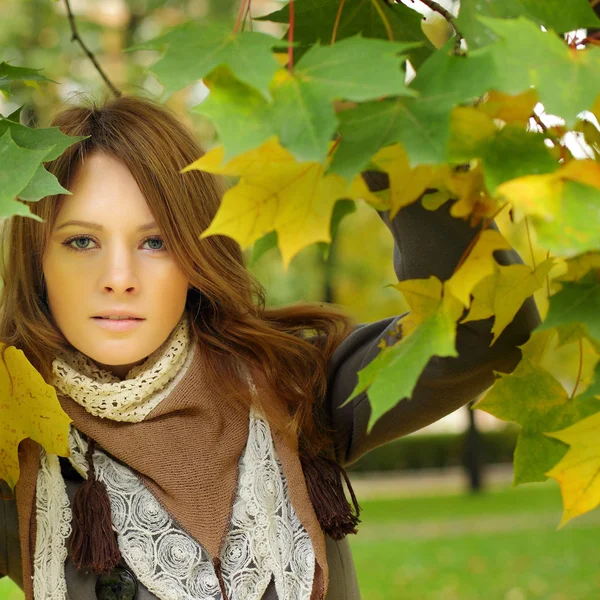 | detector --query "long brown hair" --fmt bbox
[0,92,356,458]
